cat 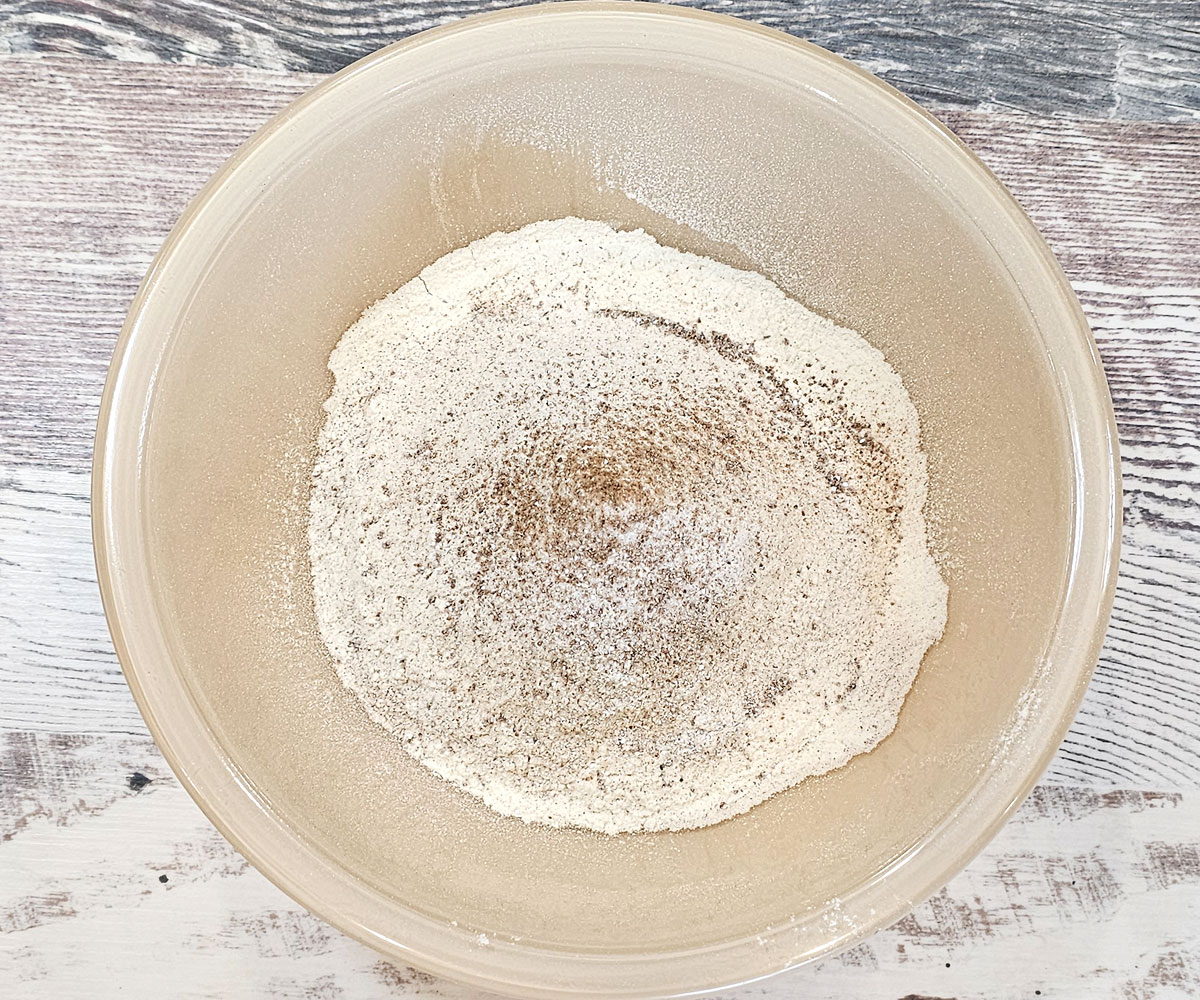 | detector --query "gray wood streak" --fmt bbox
[2,57,1198,790]
[0,0,1198,120]
[3,10,1200,992]
[2,731,1198,996]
